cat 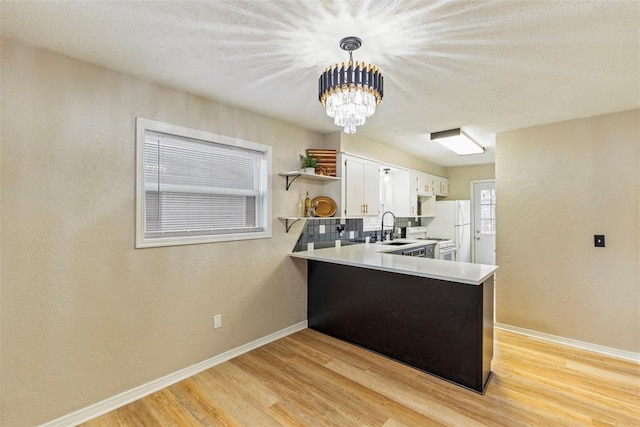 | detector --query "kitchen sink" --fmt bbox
[379,240,416,246]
